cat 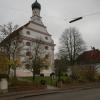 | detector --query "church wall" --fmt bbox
[27,23,48,34]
